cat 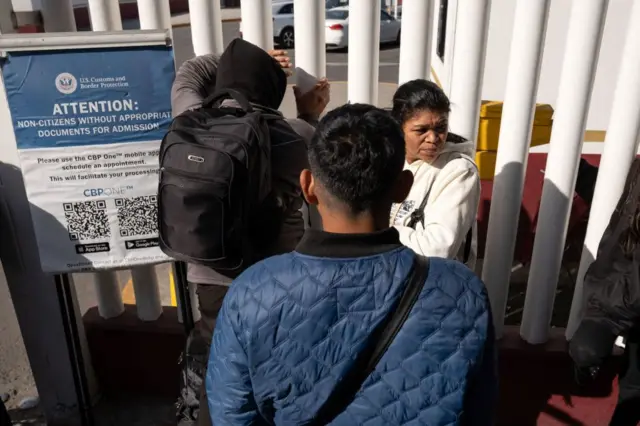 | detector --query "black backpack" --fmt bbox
[158,89,280,273]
